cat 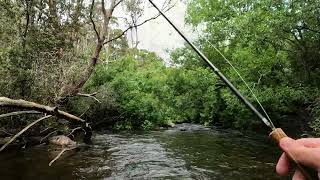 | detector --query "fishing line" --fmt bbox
[202,39,275,128]
[147,1,319,178]
[147,0,274,129]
